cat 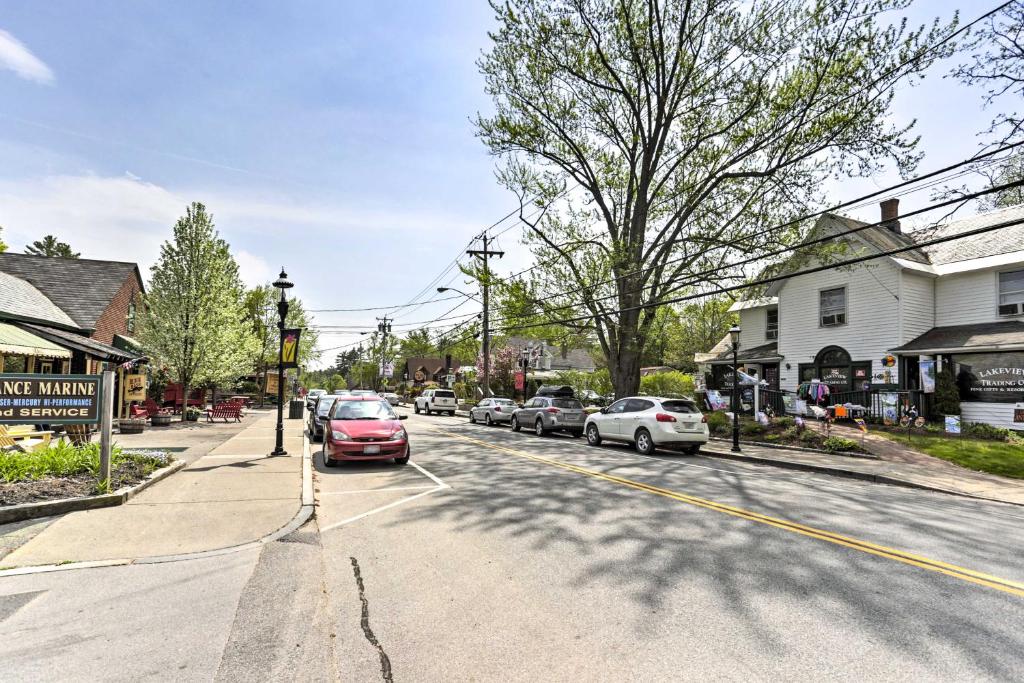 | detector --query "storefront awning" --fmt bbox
[15,323,136,363]
[891,321,1024,355]
[705,341,783,365]
[113,334,144,353]
[0,322,72,359]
